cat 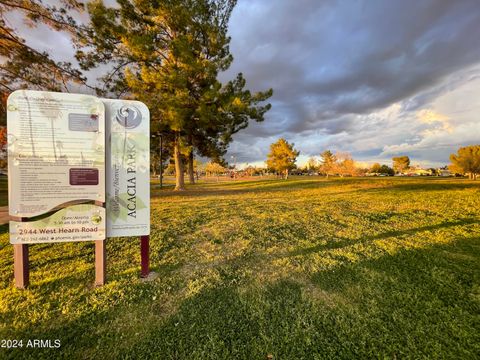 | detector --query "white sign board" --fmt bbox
[7,90,106,244]
[104,99,150,237]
